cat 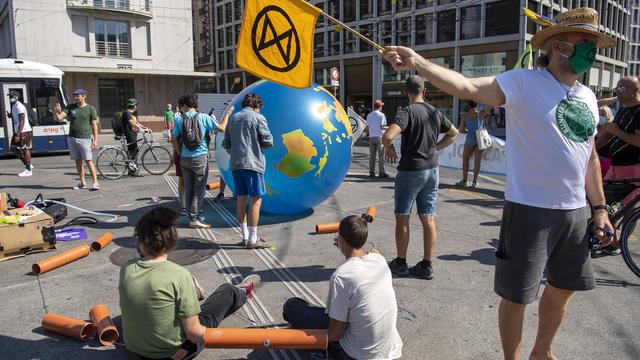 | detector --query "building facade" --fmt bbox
[205,0,630,127]
[193,0,216,92]
[629,0,640,76]
[0,0,211,129]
